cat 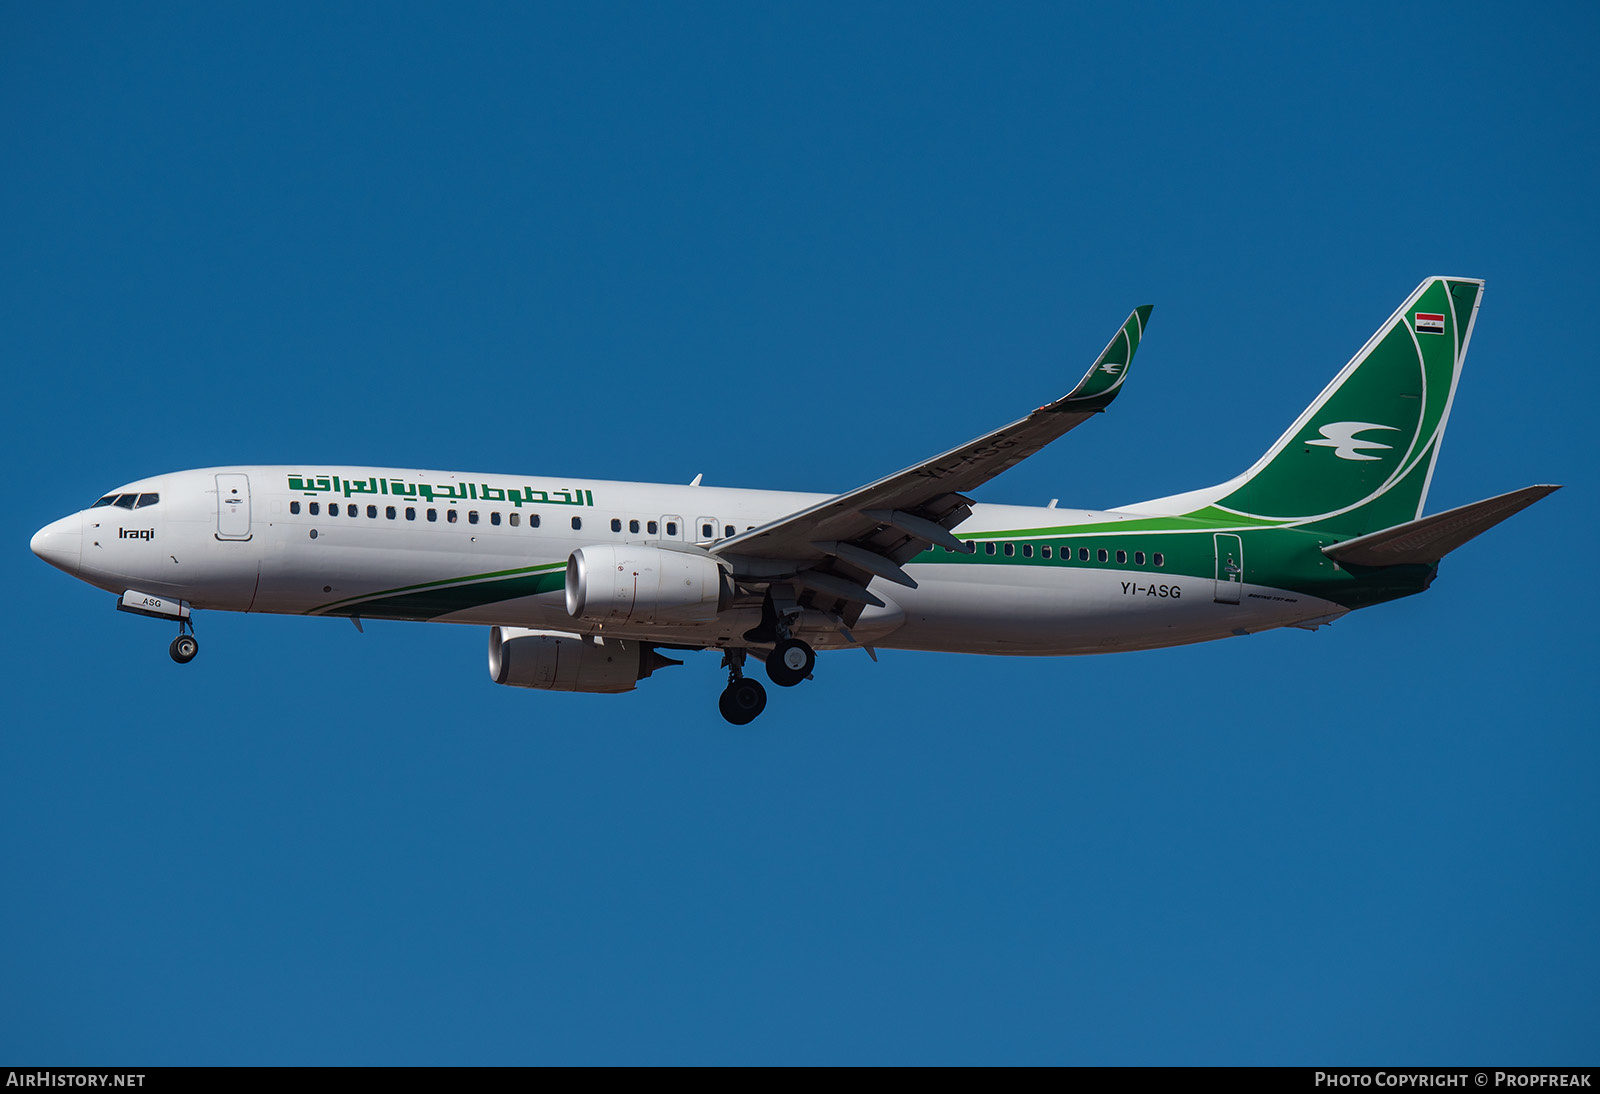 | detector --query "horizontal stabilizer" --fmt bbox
[1322,485,1560,567]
